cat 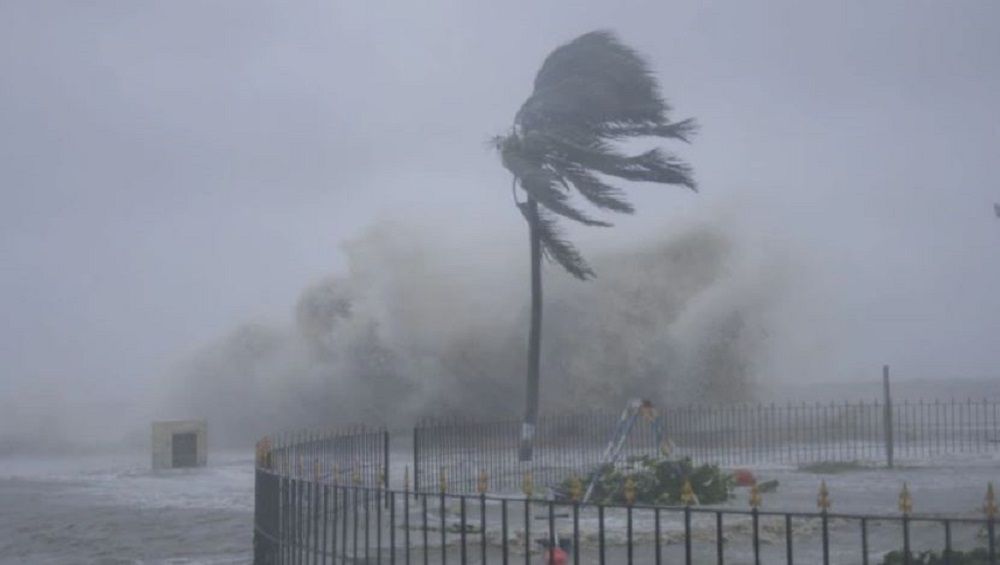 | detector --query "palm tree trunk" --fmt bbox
[519,197,543,462]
